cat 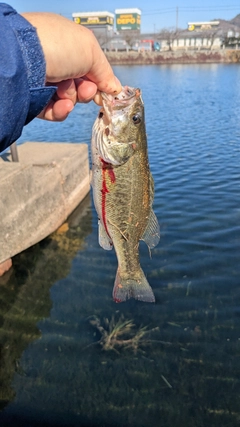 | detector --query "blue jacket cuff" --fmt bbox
[3,4,56,124]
